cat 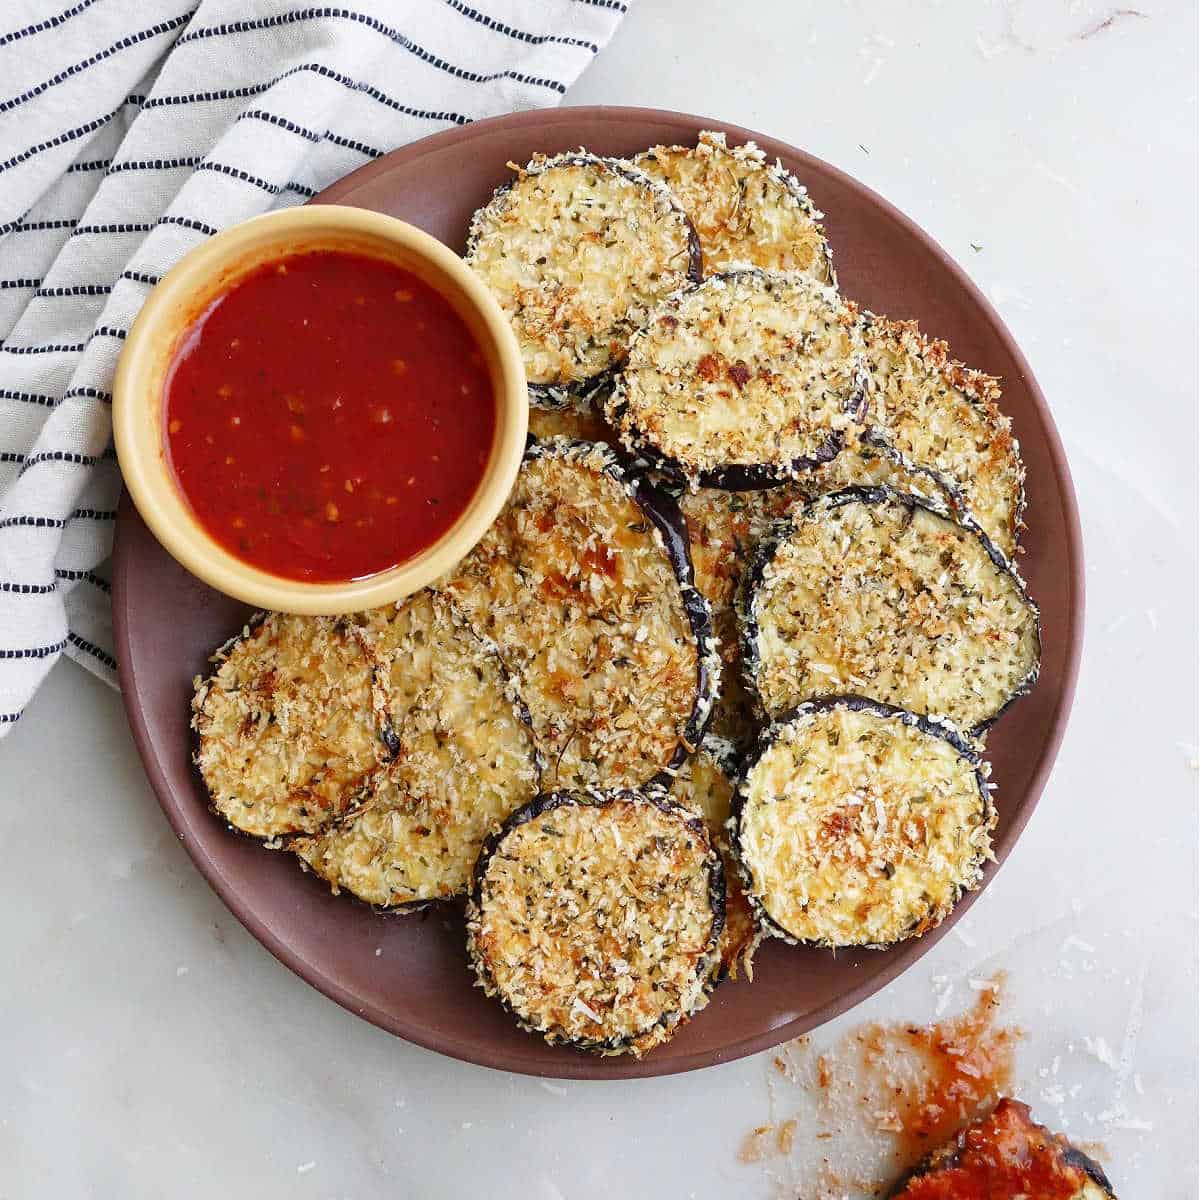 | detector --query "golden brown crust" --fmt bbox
[192,615,384,840]
[860,315,1025,557]
[466,152,698,390]
[608,269,865,484]
[636,130,835,282]
[442,440,713,790]
[467,790,723,1056]
[526,397,619,448]
[736,701,994,949]
[678,485,807,747]
[292,593,539,907]
[742,490,1040,732]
